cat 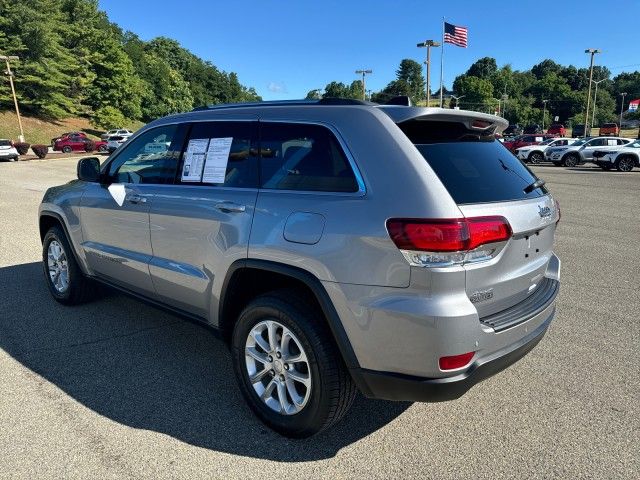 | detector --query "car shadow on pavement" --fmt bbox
[0,262,410,461]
